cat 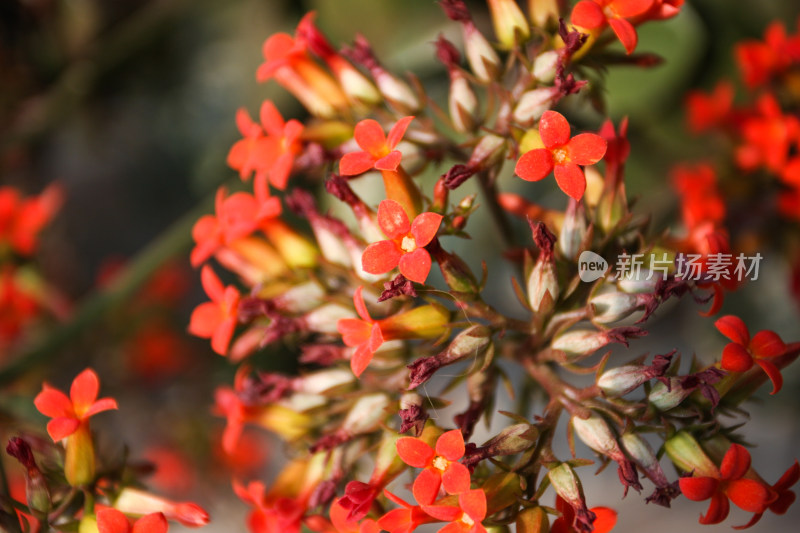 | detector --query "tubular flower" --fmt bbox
[515,111,607,200]
[550,495,616,533]
[34,368,118,442]
[738,460,800,529]
[96,508,168,533]
[570,0,655,54]
[361,200,442,284]
[715,315,788,394]
[378,490,437,533]
[339,117,414,175]
[227,100,305,190]
[188,266,241,356]
[396,429,471,501]
[421,489,487,533]
[317,501,380,533]
[336,286,386,377]
[679,443,775,526]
